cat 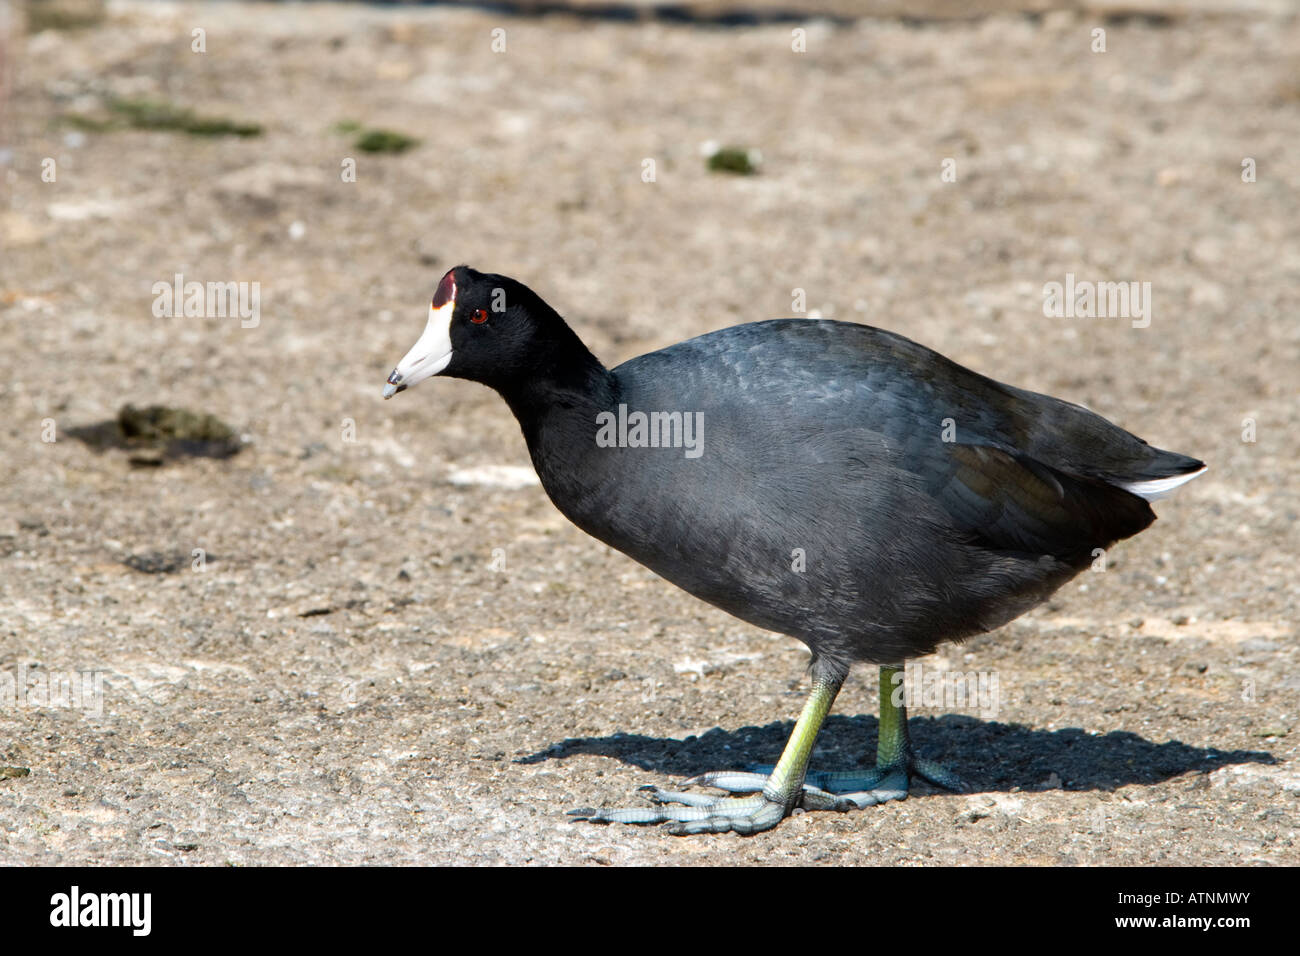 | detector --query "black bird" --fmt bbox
[382,266,1204,835]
